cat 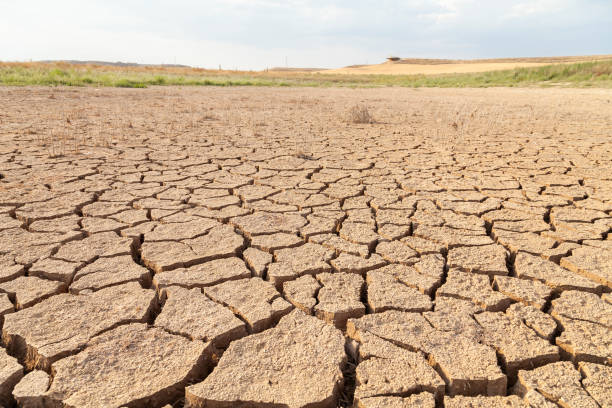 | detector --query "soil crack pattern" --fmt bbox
[0,86,610,407]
